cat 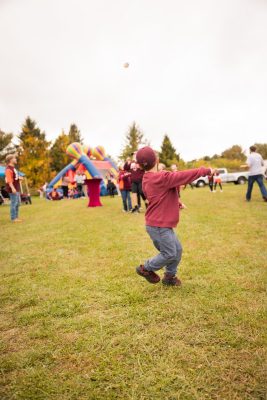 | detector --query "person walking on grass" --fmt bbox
[135,147,213,286]
[213,172,223,192]
[5,154,23,223]
[208,174,214,192]
[242,145,267,202]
